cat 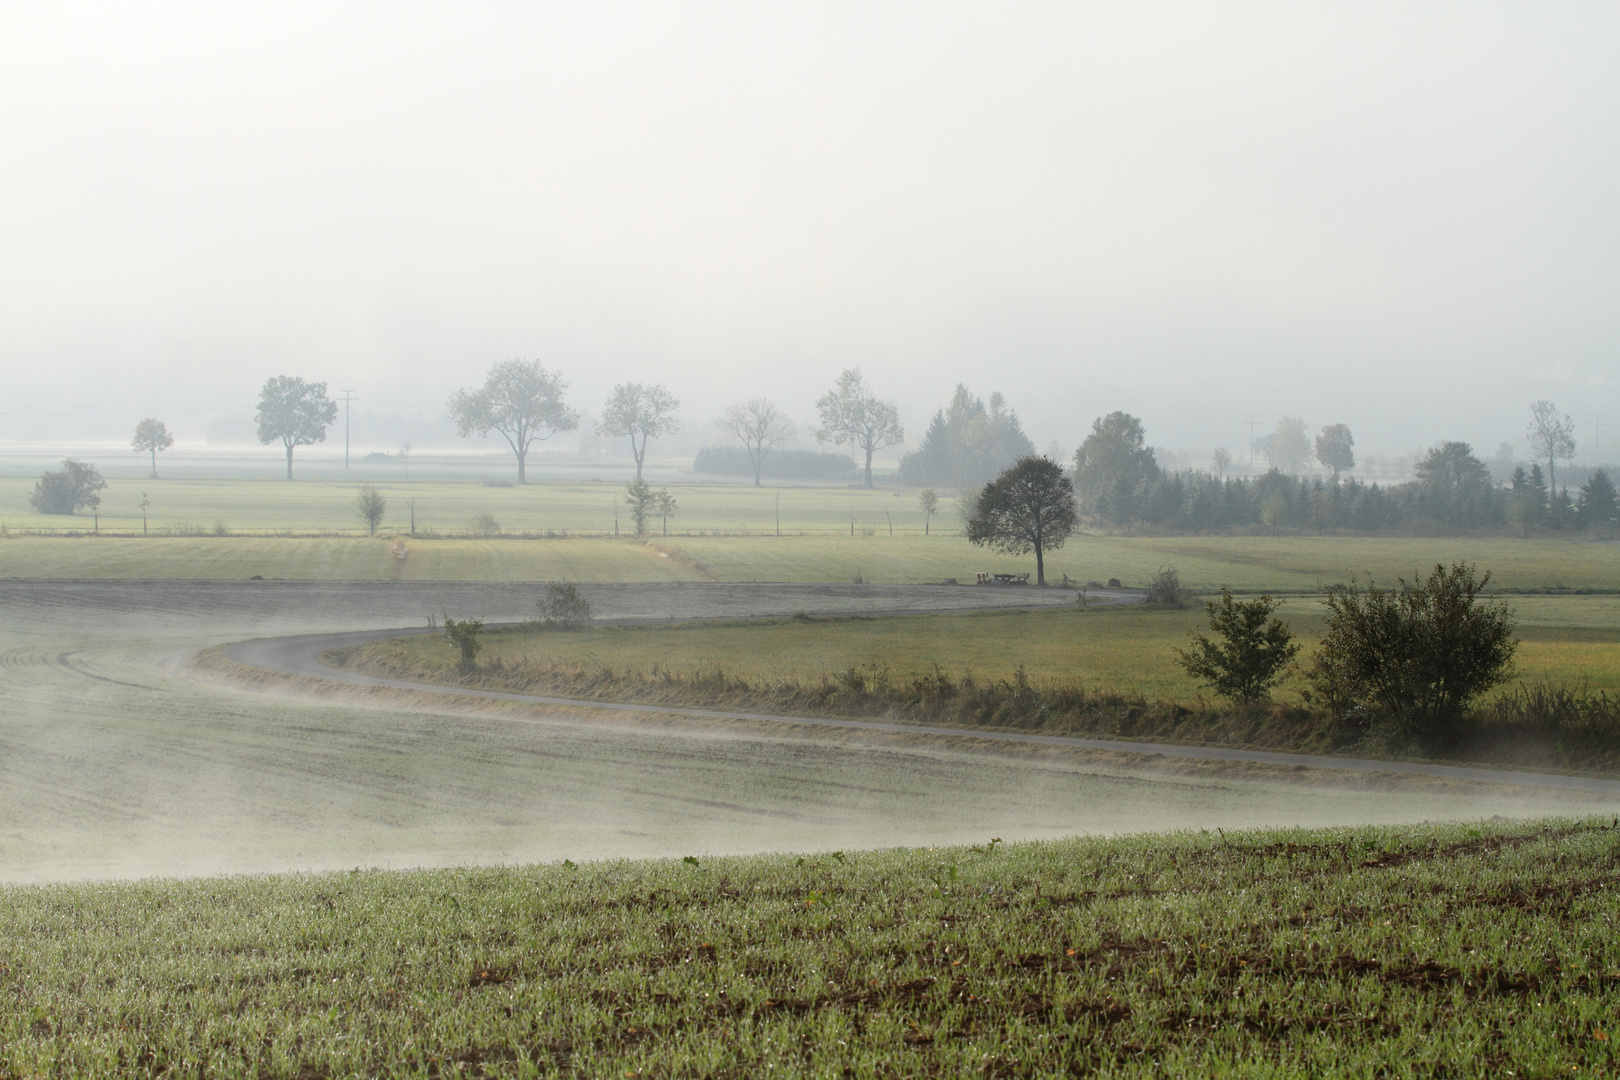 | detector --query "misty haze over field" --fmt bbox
[1,3,1616,458]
